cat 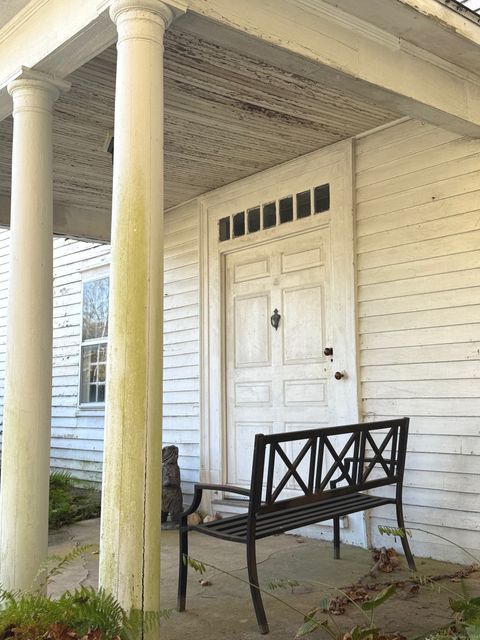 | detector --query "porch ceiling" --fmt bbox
[0,14,400,218]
